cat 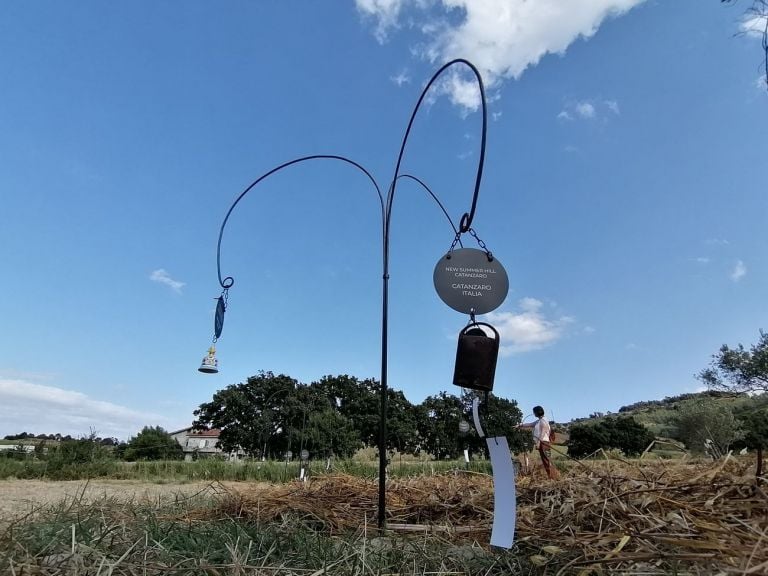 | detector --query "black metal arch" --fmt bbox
[386,58,488,238]
[204,60,490,532]
[216,155,385,290]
